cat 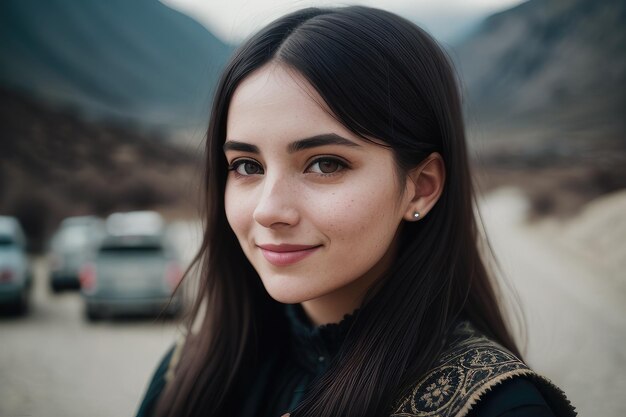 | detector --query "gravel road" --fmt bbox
[0,258,181,417]
[480,188,626,417]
